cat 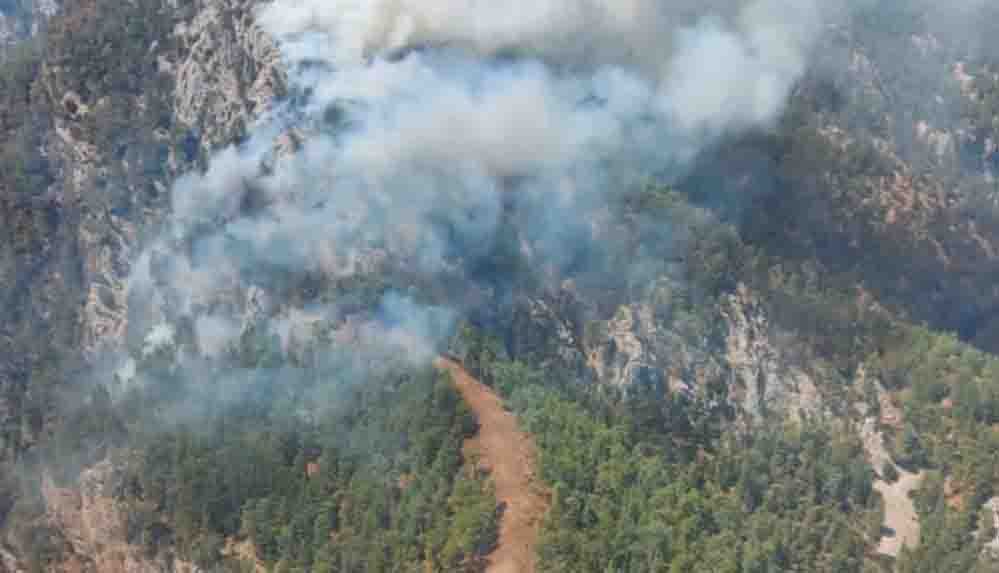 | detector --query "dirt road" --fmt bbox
[434,357,548,573]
